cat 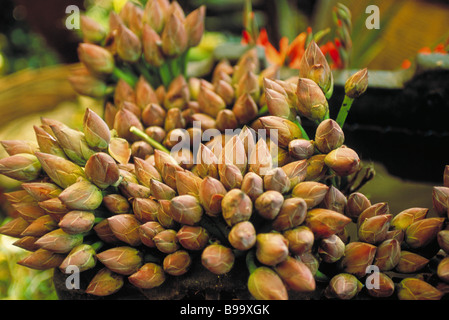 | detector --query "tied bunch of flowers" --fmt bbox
[1,0,449,301]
